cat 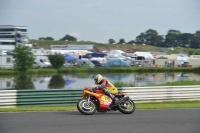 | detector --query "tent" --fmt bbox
[108,50,125,58]
[157,56,168,59]
[103,59,131,67]
[82,53,107,58]
[65,54,77,61]
[177,55,189,66]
